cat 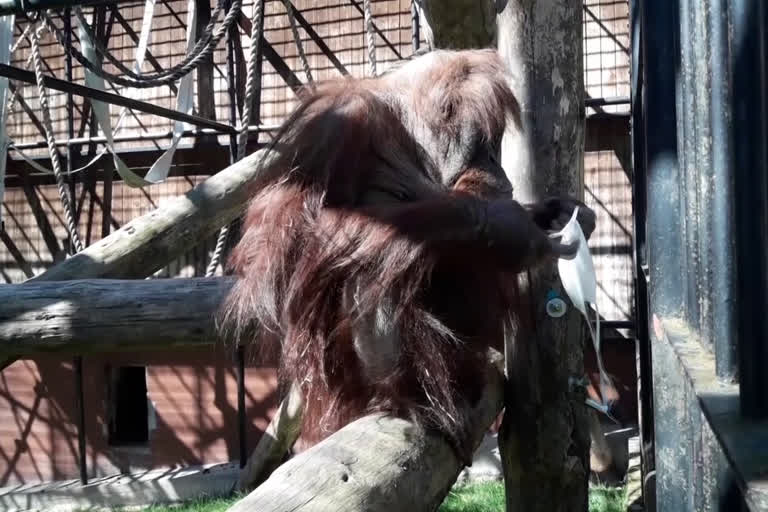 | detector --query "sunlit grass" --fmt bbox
[96,481,627,512]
